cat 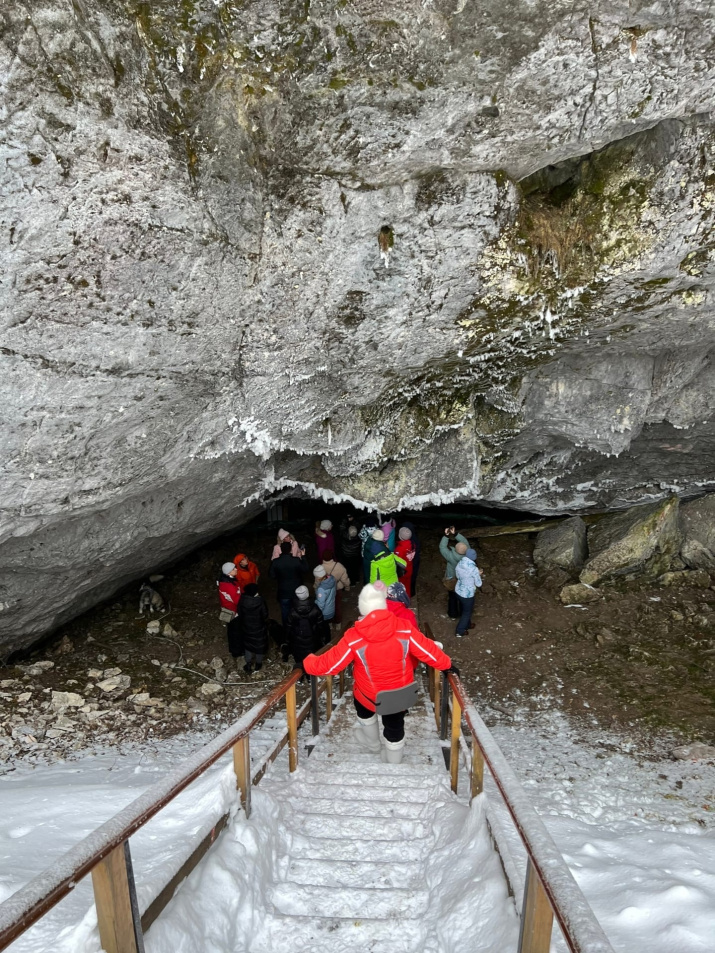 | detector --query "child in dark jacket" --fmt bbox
[287,586,326,667]
[235,583,269,674]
